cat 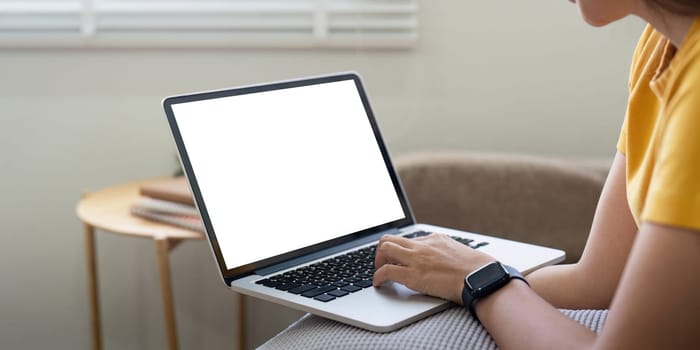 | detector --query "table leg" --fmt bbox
[237,293,246,350]
[155,238,179,350]
[84,223,102,350]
